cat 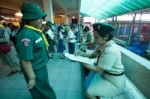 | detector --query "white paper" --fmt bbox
[46,29,55,40]
[65,52,96,65]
